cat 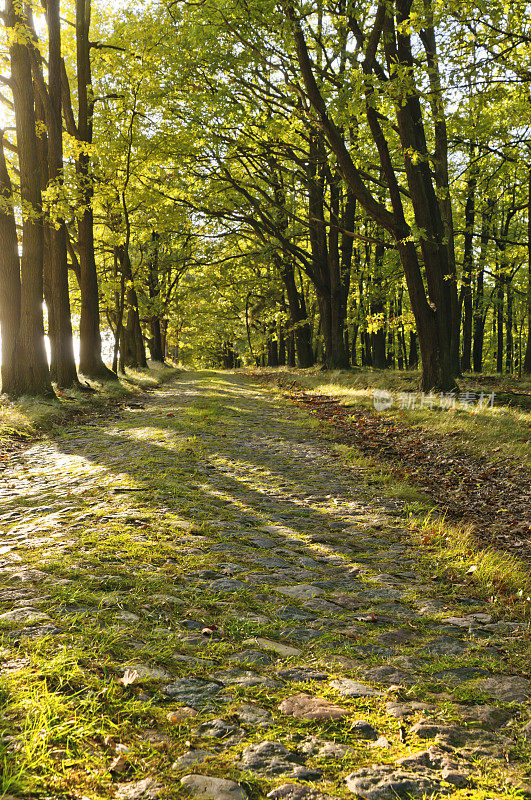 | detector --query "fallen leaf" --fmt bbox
[119,669,139,687]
